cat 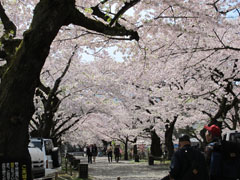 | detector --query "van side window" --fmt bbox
[45,140,53,155]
